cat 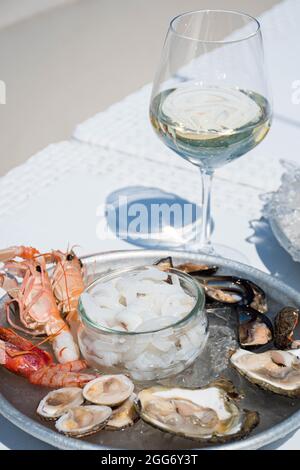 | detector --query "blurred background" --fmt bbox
[0,0,281,176]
